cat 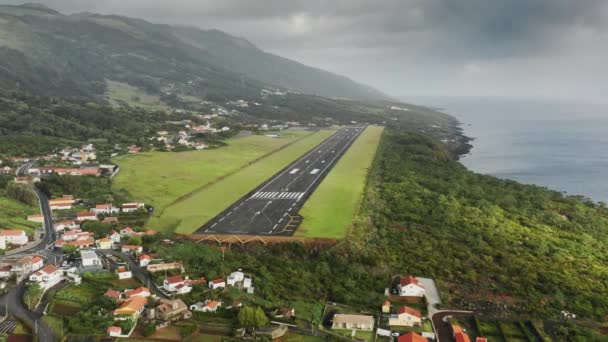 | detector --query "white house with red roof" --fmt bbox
[121,203,145,213]
[398,275,426,297]
[121,245,143,254]
[76,211,98,221]
[109,230,121,243]
[120,227,135,237]
[107,326,122,337]
[125,287,150,298]
[29,264,62,289]
[31,256,44,271]
[138,254,152,267]
[92,204,120,215]
[209,278,226,290]
[389,306,422,327]
[53,220,79,232]
[163,275,190,293]
[190,300,222,312]
[0,266,11,278]
[0,229,28,246]
[27,214,45,223]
